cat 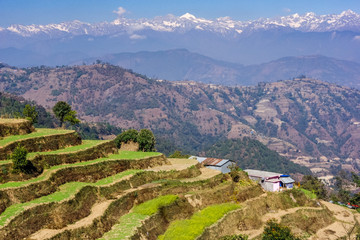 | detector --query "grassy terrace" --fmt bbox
[99,195,178,240]
[300,188,317,199]
[0,169,144,227]
[0,128,73,147]
[159,203,241,240]
[27,140,106,159]
[0,160,11,165]
[0,151,161,189]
